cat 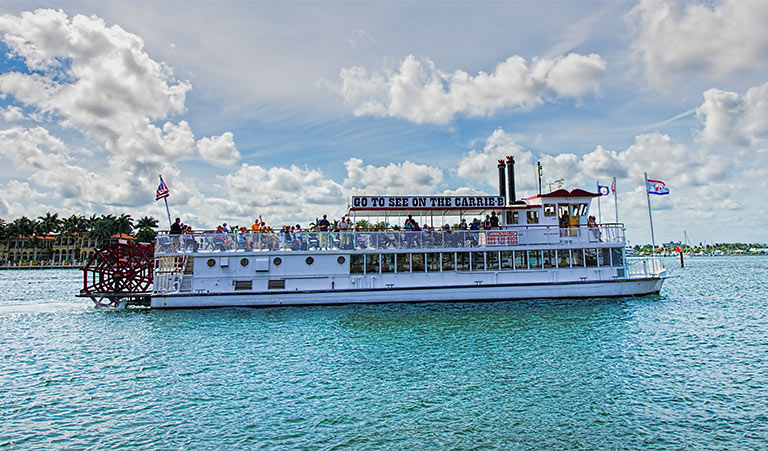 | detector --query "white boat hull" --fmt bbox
[151,277,664,308]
